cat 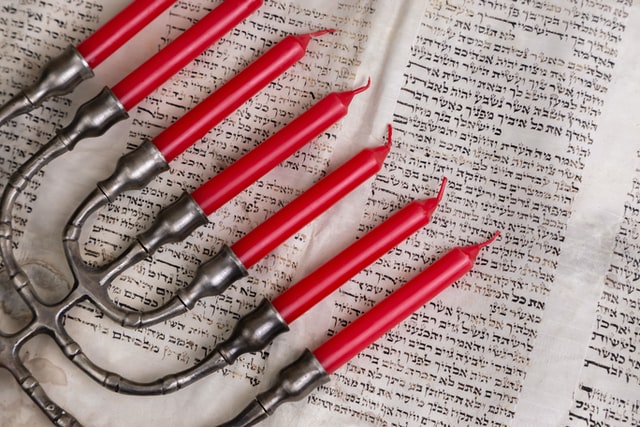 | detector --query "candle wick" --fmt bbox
[334,78,371,105]
[478,231,501,249]
[458,231,501,260]
[352,77,372,96]
[308,28,337,38]
[385,124,393,147]
[436,177,448,203]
